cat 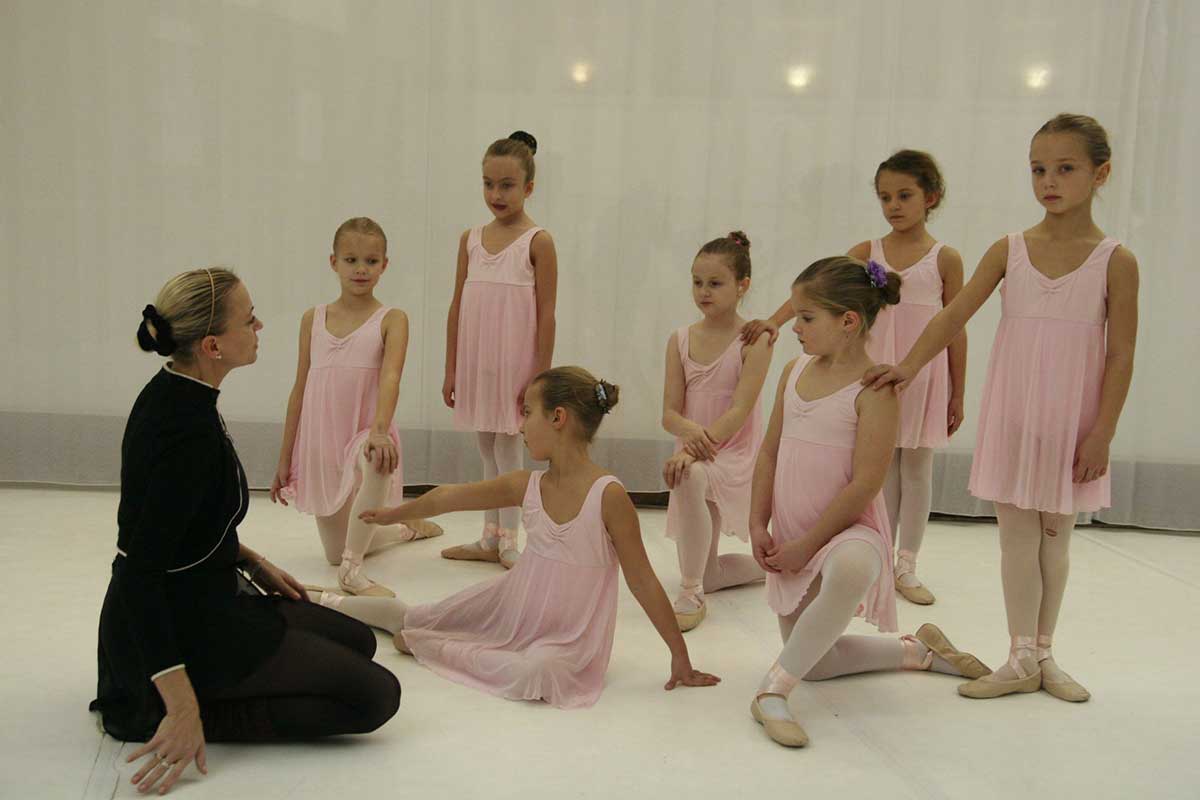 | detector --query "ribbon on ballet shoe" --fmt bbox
[317,591,344,609]
[675,580,705,613]
[757,661,800,699]
[497,527,519,554]
[900,634,934,670]
[895,549,918,580]
[1036,634,1054,663]
[1008,635,1039,678]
